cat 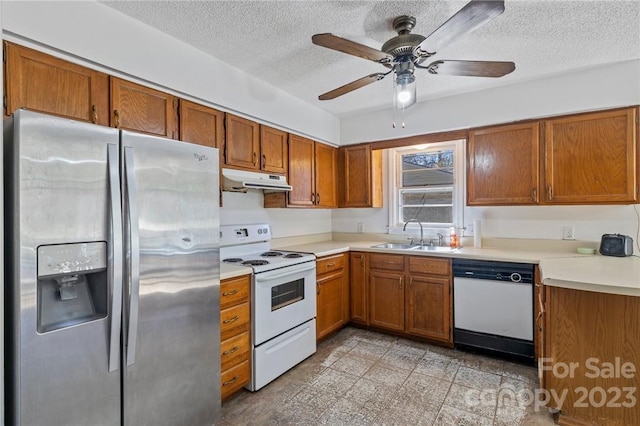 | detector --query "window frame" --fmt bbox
[388,140,465,235]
